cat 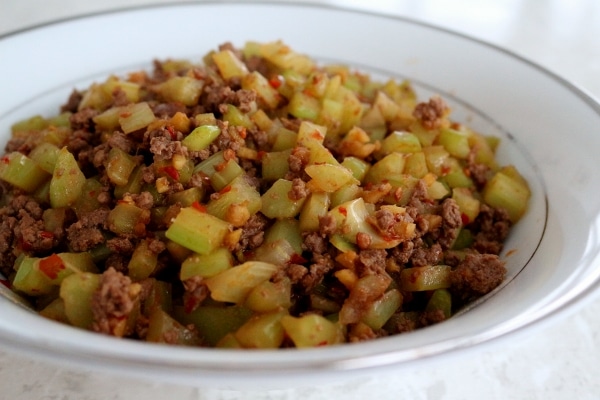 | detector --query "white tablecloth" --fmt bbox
[1,1,599,398]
